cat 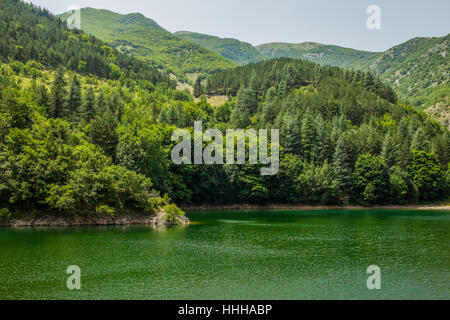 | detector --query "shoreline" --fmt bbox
[0,211,190,228]
[182,204,450,212]
[2,204,448,228]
